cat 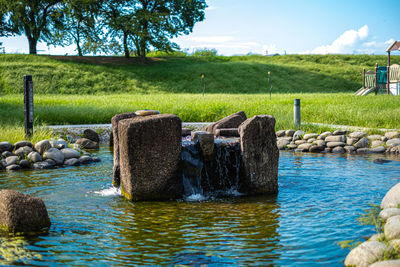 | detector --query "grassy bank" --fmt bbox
[0,54,399,95]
